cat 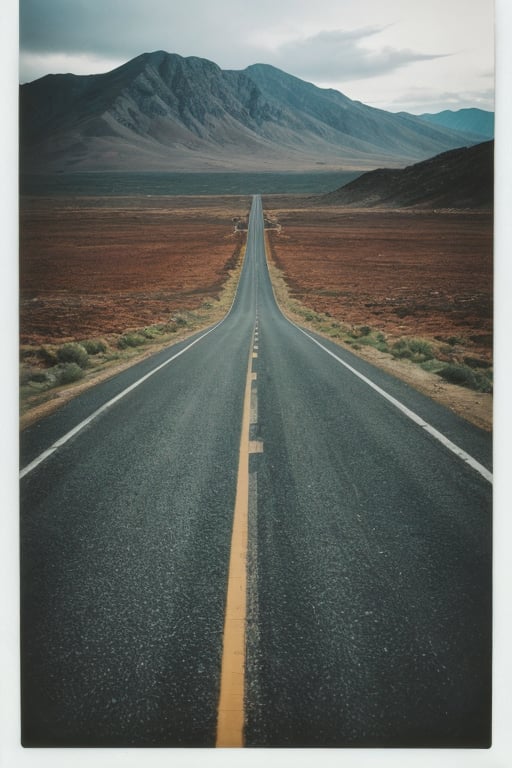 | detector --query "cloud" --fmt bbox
[19,0,265,62]
[19,51,125,84]
[20,0,175,58]
[387,86,495,114]
[269,27,447,81]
